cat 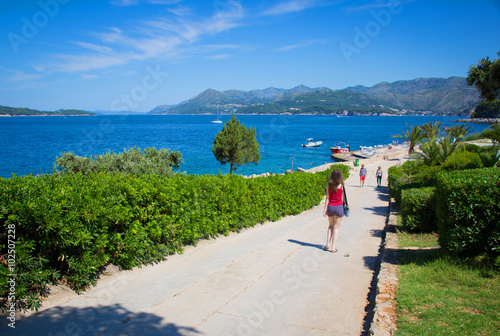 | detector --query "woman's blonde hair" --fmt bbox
[327,169,344,191]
